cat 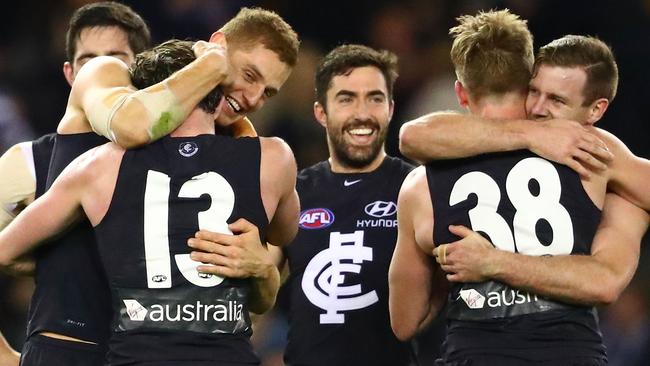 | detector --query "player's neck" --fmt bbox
[470,92,527,120]
[170,109,215,137]
[329,149,386,174]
